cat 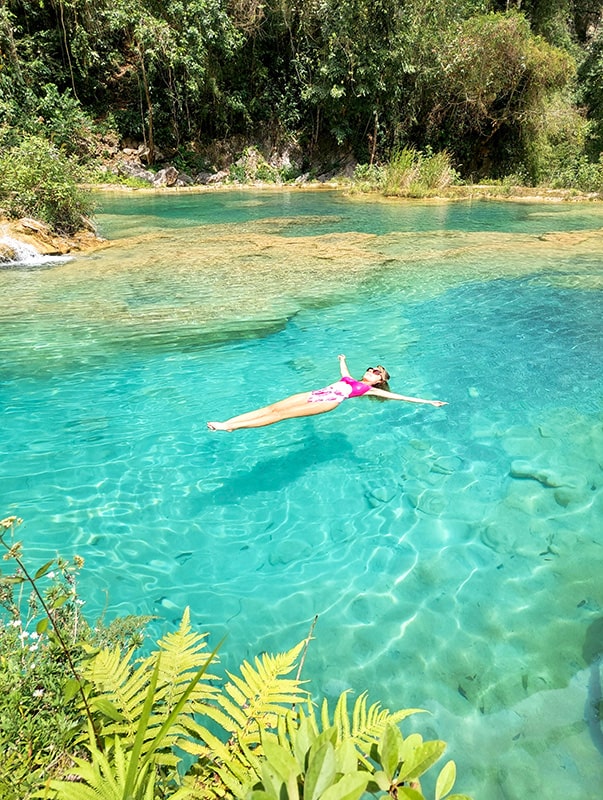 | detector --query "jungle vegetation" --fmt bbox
[0,0,603,227]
